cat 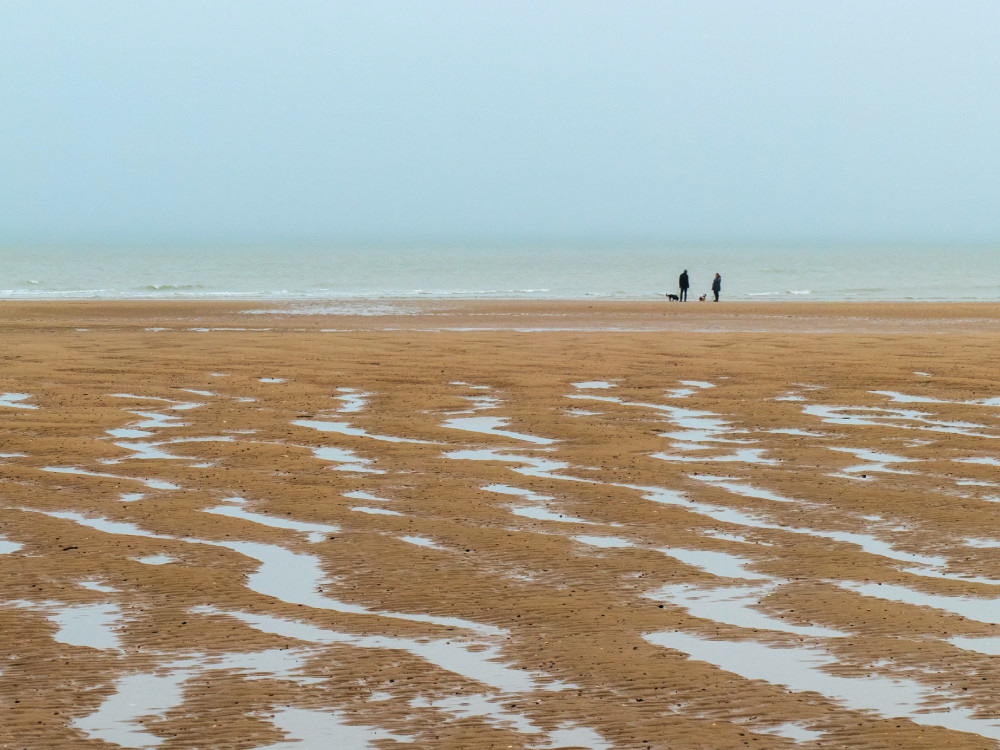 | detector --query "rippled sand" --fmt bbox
[3,300,1000,749]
